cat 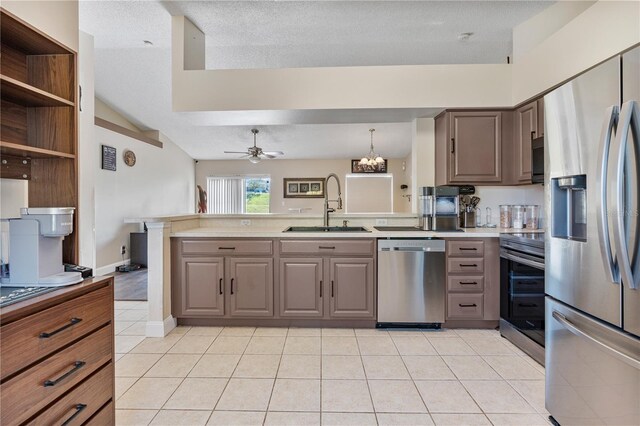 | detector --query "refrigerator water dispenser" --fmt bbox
[551,175,587,241]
